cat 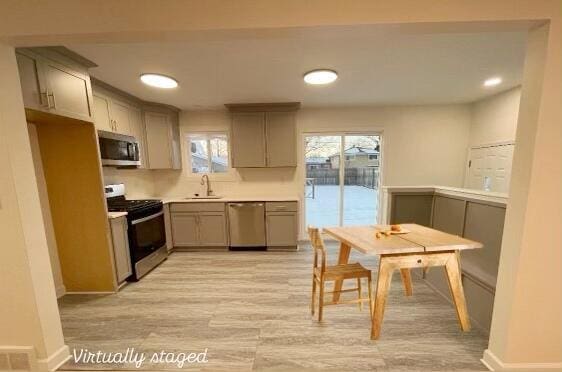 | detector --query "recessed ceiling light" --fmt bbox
[140,73,178,89]
[304,69,338,85]
[483,77,502,87]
